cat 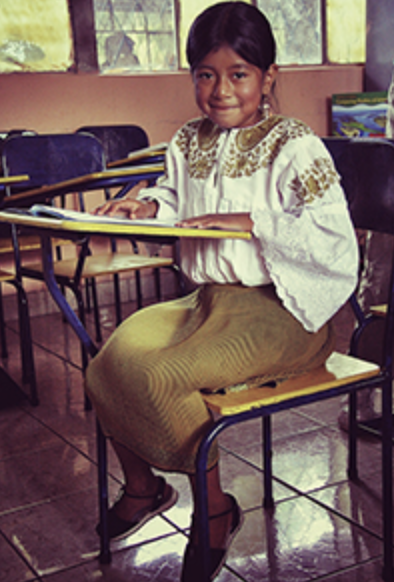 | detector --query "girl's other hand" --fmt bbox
[177,213,253,232]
